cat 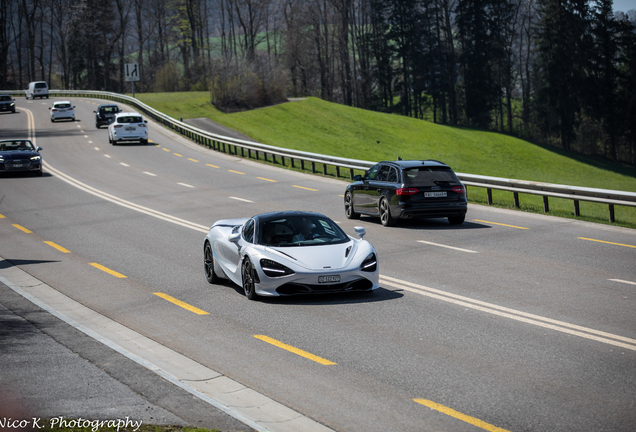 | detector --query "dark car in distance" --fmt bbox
[0,139,43,176]
[94,104,120,128]
[344,159,467,226]
[0,95,16,113]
